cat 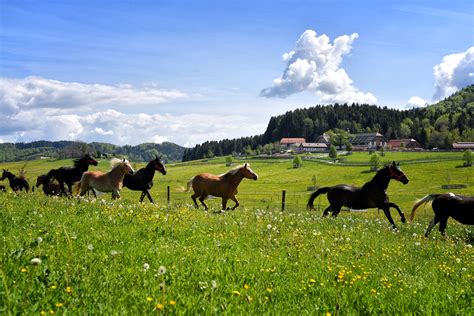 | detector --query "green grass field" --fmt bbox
[1,152,473,314]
